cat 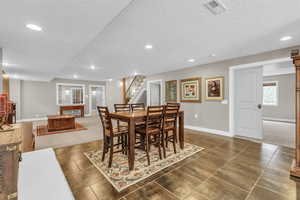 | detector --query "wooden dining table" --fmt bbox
[109,110,184,171]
